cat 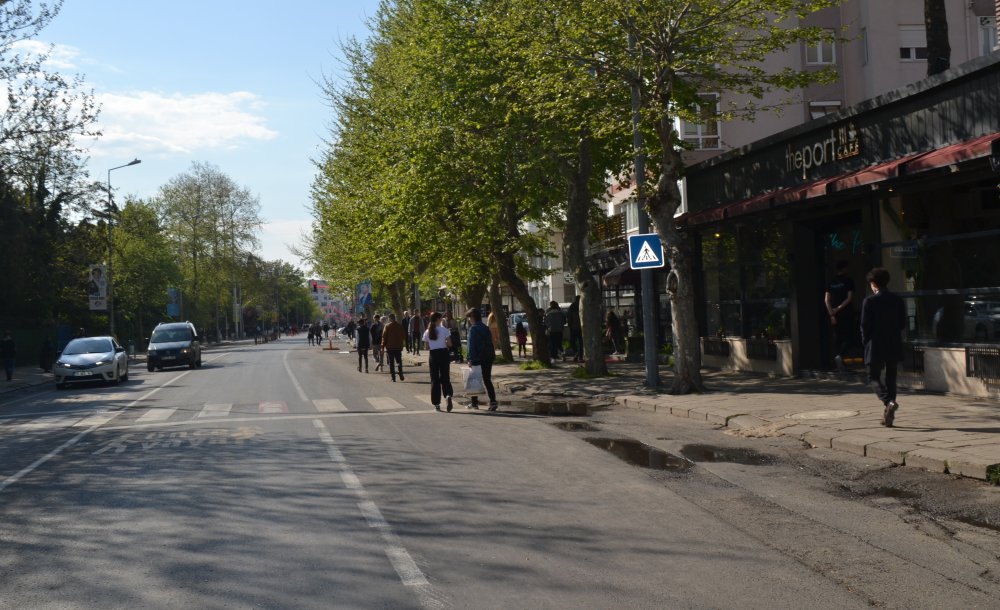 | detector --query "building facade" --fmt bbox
[682,53,1000,396]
